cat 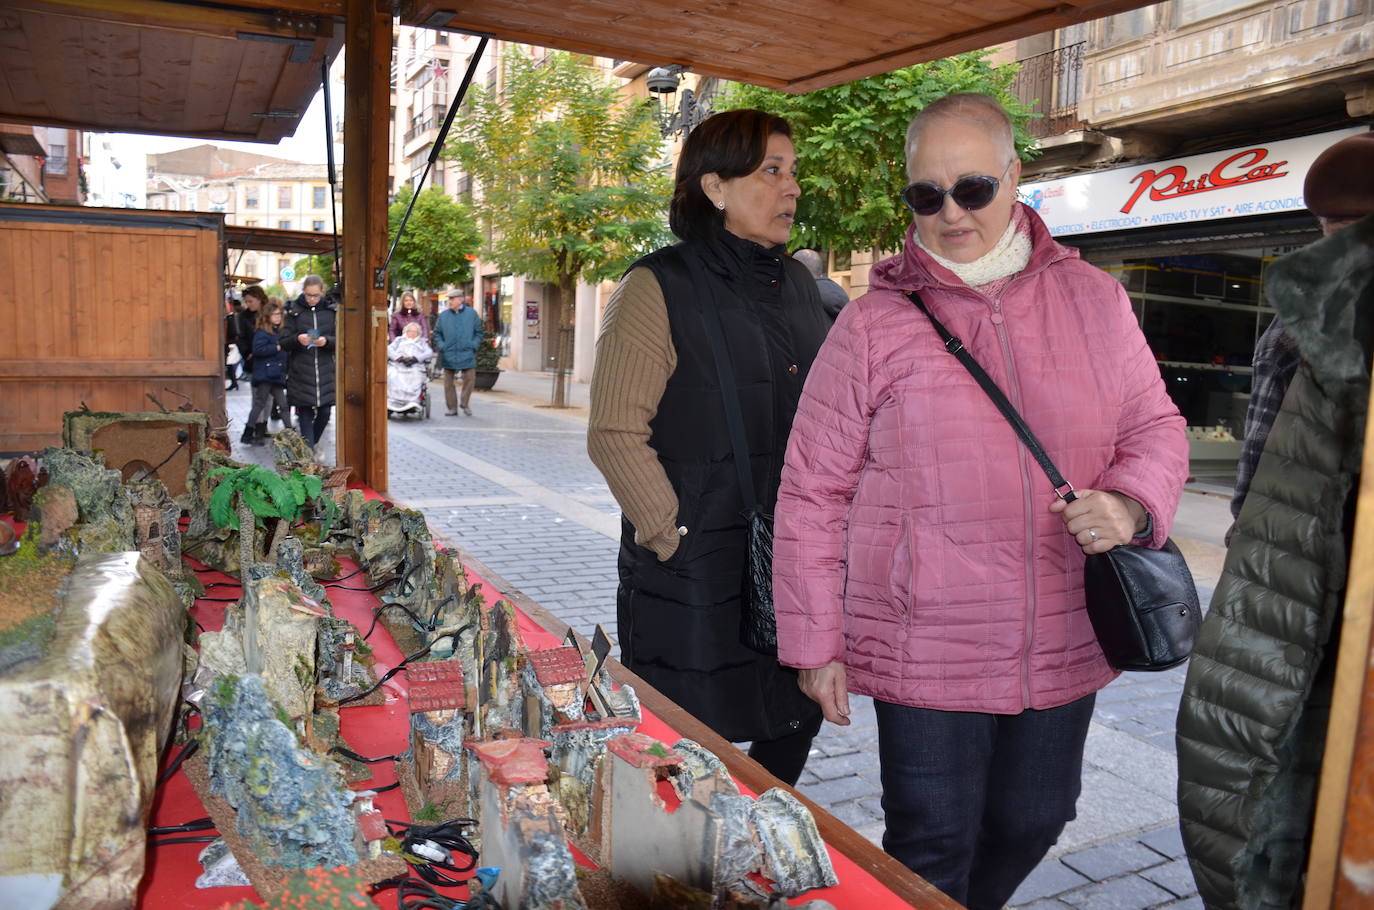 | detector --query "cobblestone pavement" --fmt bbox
[224,372,1231,909]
